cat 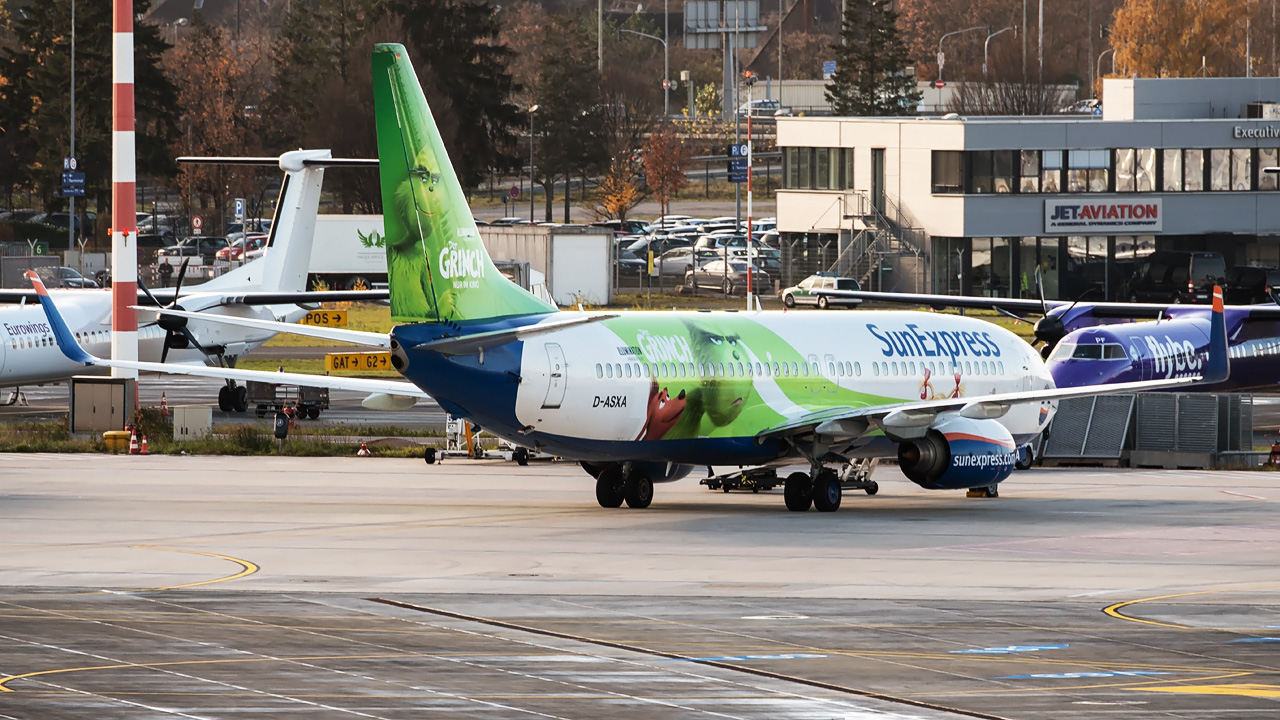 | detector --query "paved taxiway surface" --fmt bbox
[2,455,1278,719]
